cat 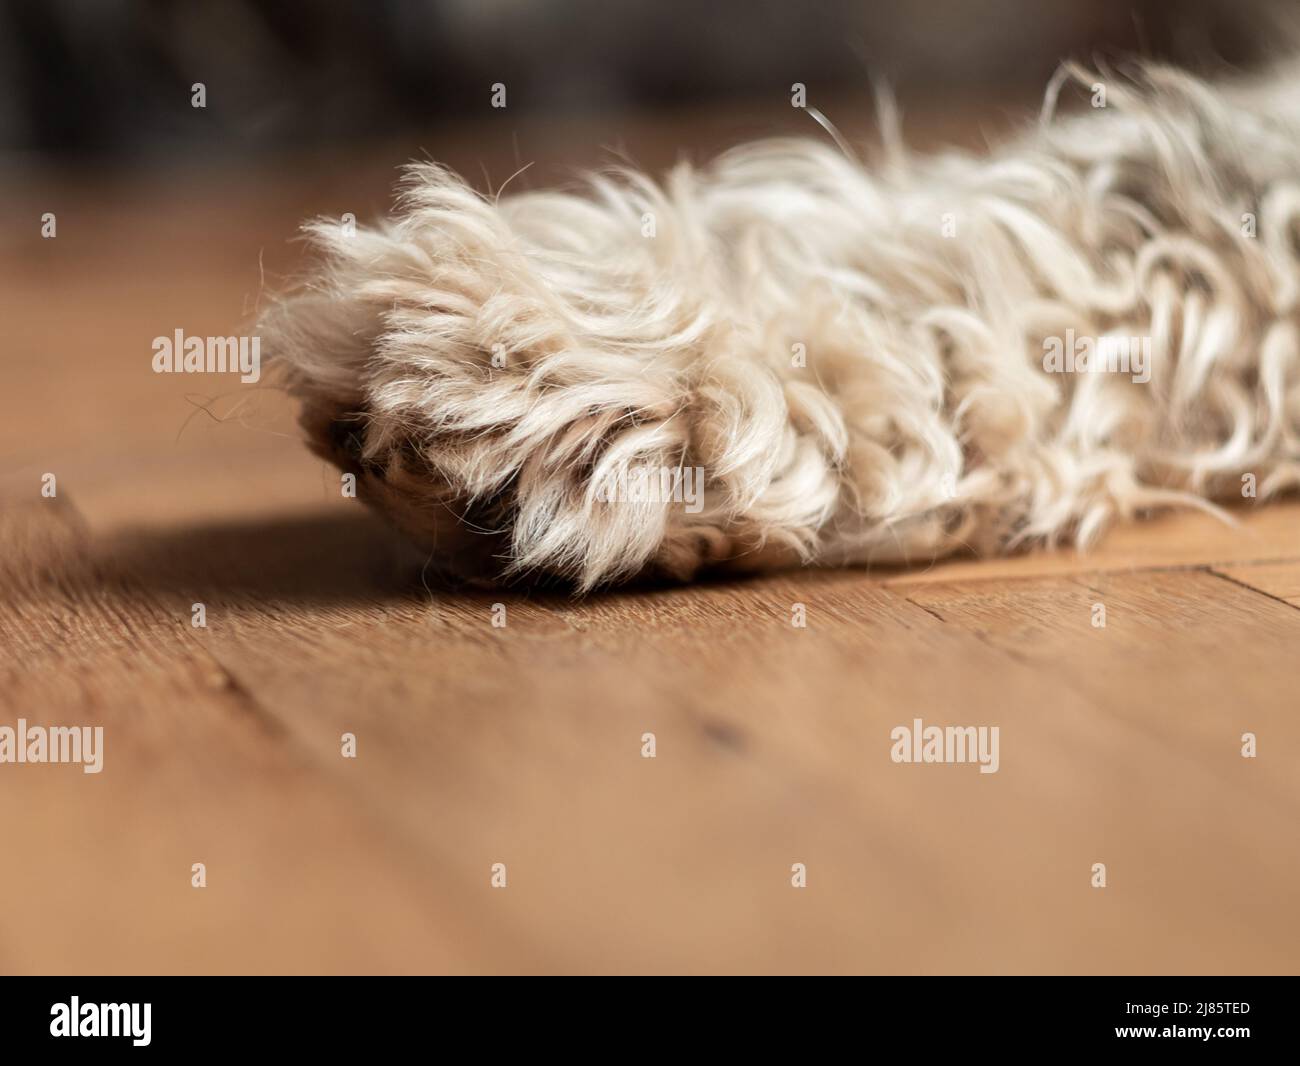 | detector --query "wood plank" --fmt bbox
[0,495,532,973]
[889,569,1300,974]
[85,505,1300,972]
